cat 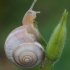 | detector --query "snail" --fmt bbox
[4,0,46,68]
